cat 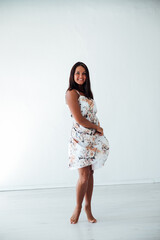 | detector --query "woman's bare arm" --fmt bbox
[65,90,99,130]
